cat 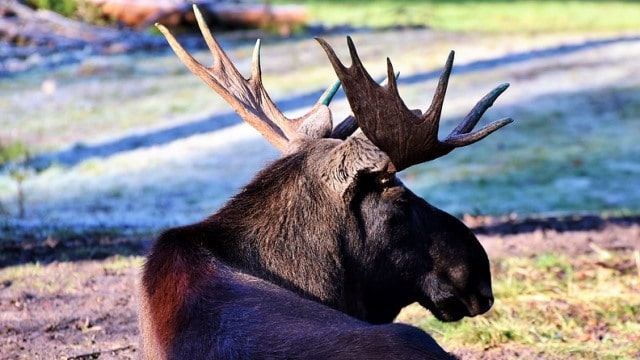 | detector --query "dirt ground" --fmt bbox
[0,215,638,360]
